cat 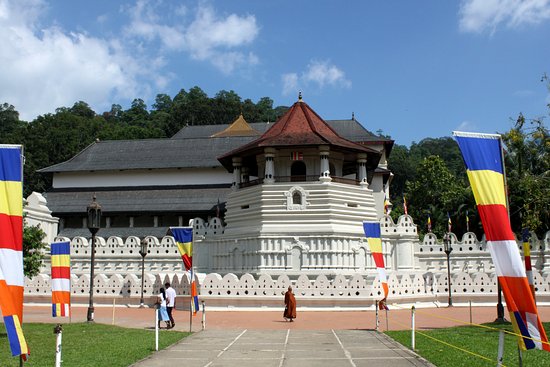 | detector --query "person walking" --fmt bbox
[283,286,297,322]
[165,282,177,328]
[157,287,171,329]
